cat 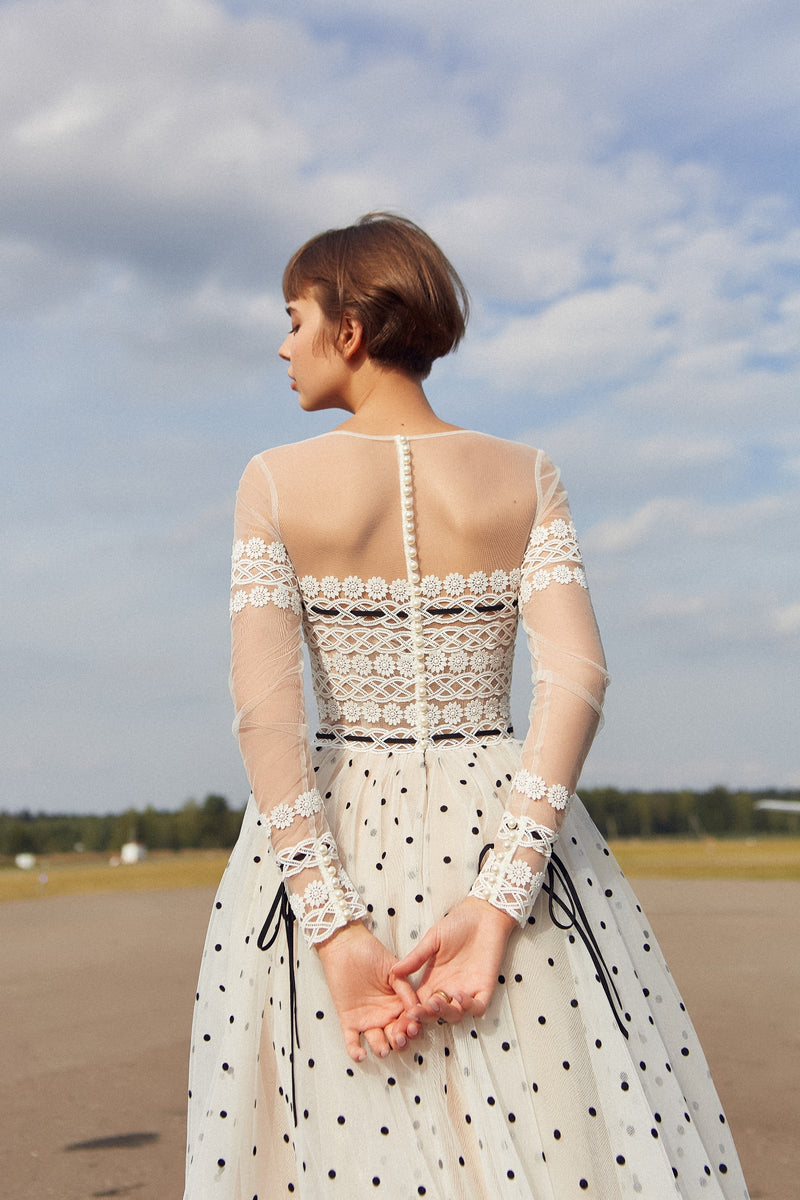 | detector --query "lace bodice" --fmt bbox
[229,431,608,943]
